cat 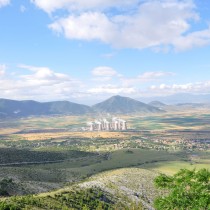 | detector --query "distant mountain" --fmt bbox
[92,95,164,114]
[175,103,210,109]
[3,94,210,118]
[148,101,166,108]
[45,101,91,115]
[139,93,210,104]
[0,99,92,118]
